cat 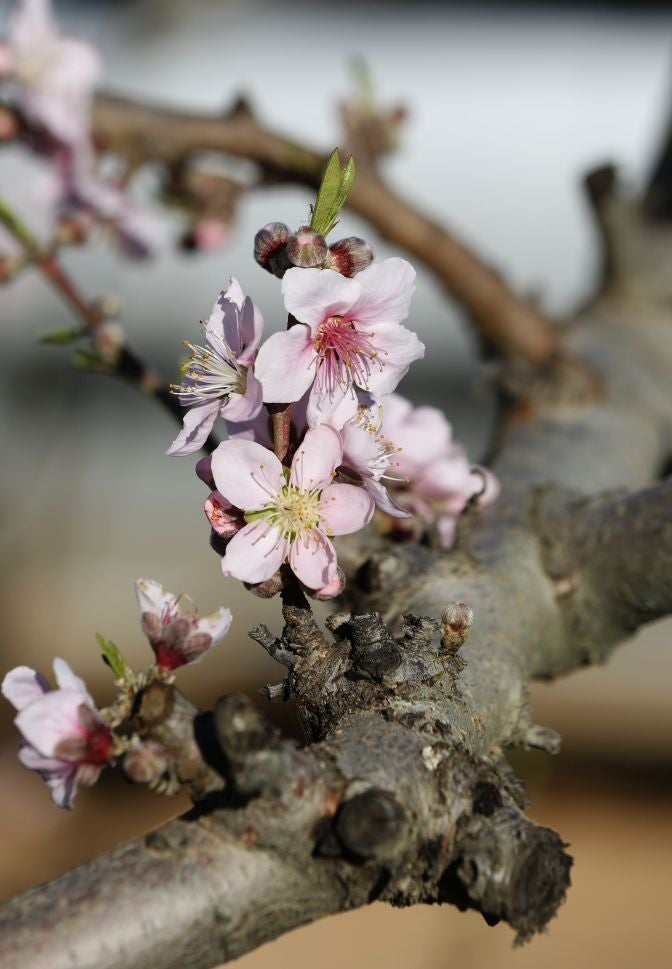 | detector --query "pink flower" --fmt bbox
[338,402,411,518]
[191,218,231,252]
[1,658,112,809]
[135,578,233,671]
[379,394,500,547]
[56,149,168,258]
[211,425,374,589]
[1,0,101,146]
[168,279,264,456]
[255,258,424,426]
